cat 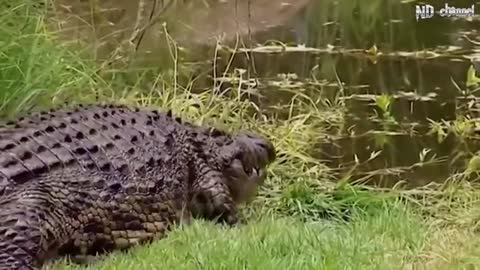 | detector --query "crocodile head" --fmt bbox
[218,131,276,204]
